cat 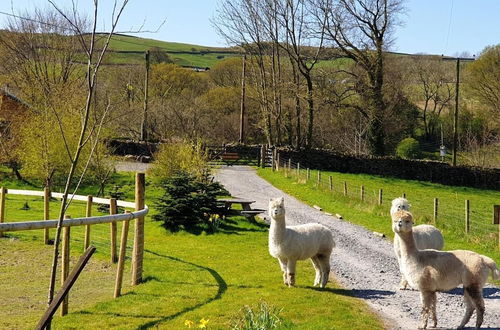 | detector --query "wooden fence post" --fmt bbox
[0,187,6,238]
[317,171,321,185]
[360,185,365,201]
[271,148,276,171]
[495,205,500,251]
[275,150,279,171]
[433,198,438,225]
[84,195,92,251]
[343,181,348,196]
[132,173,145,285]
[465,200,470,234]
[114,211,131,298]
[329,176,333,191]
[402,193,406,198]
[297,162,300,177]
[110,198,118,263]
[61,215,71,316]
[306,168,310,181]
[378,189,383,205]
[44,187,50,244]
[288,159,291,171]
